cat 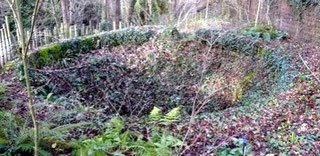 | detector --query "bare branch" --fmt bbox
[25,0,42,55]
[298,52,320,84]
